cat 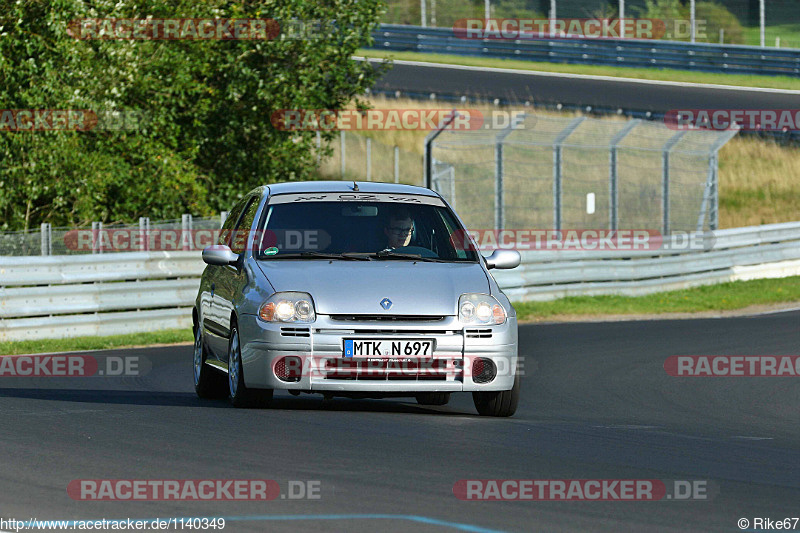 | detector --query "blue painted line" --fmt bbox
[33,514,510,533]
